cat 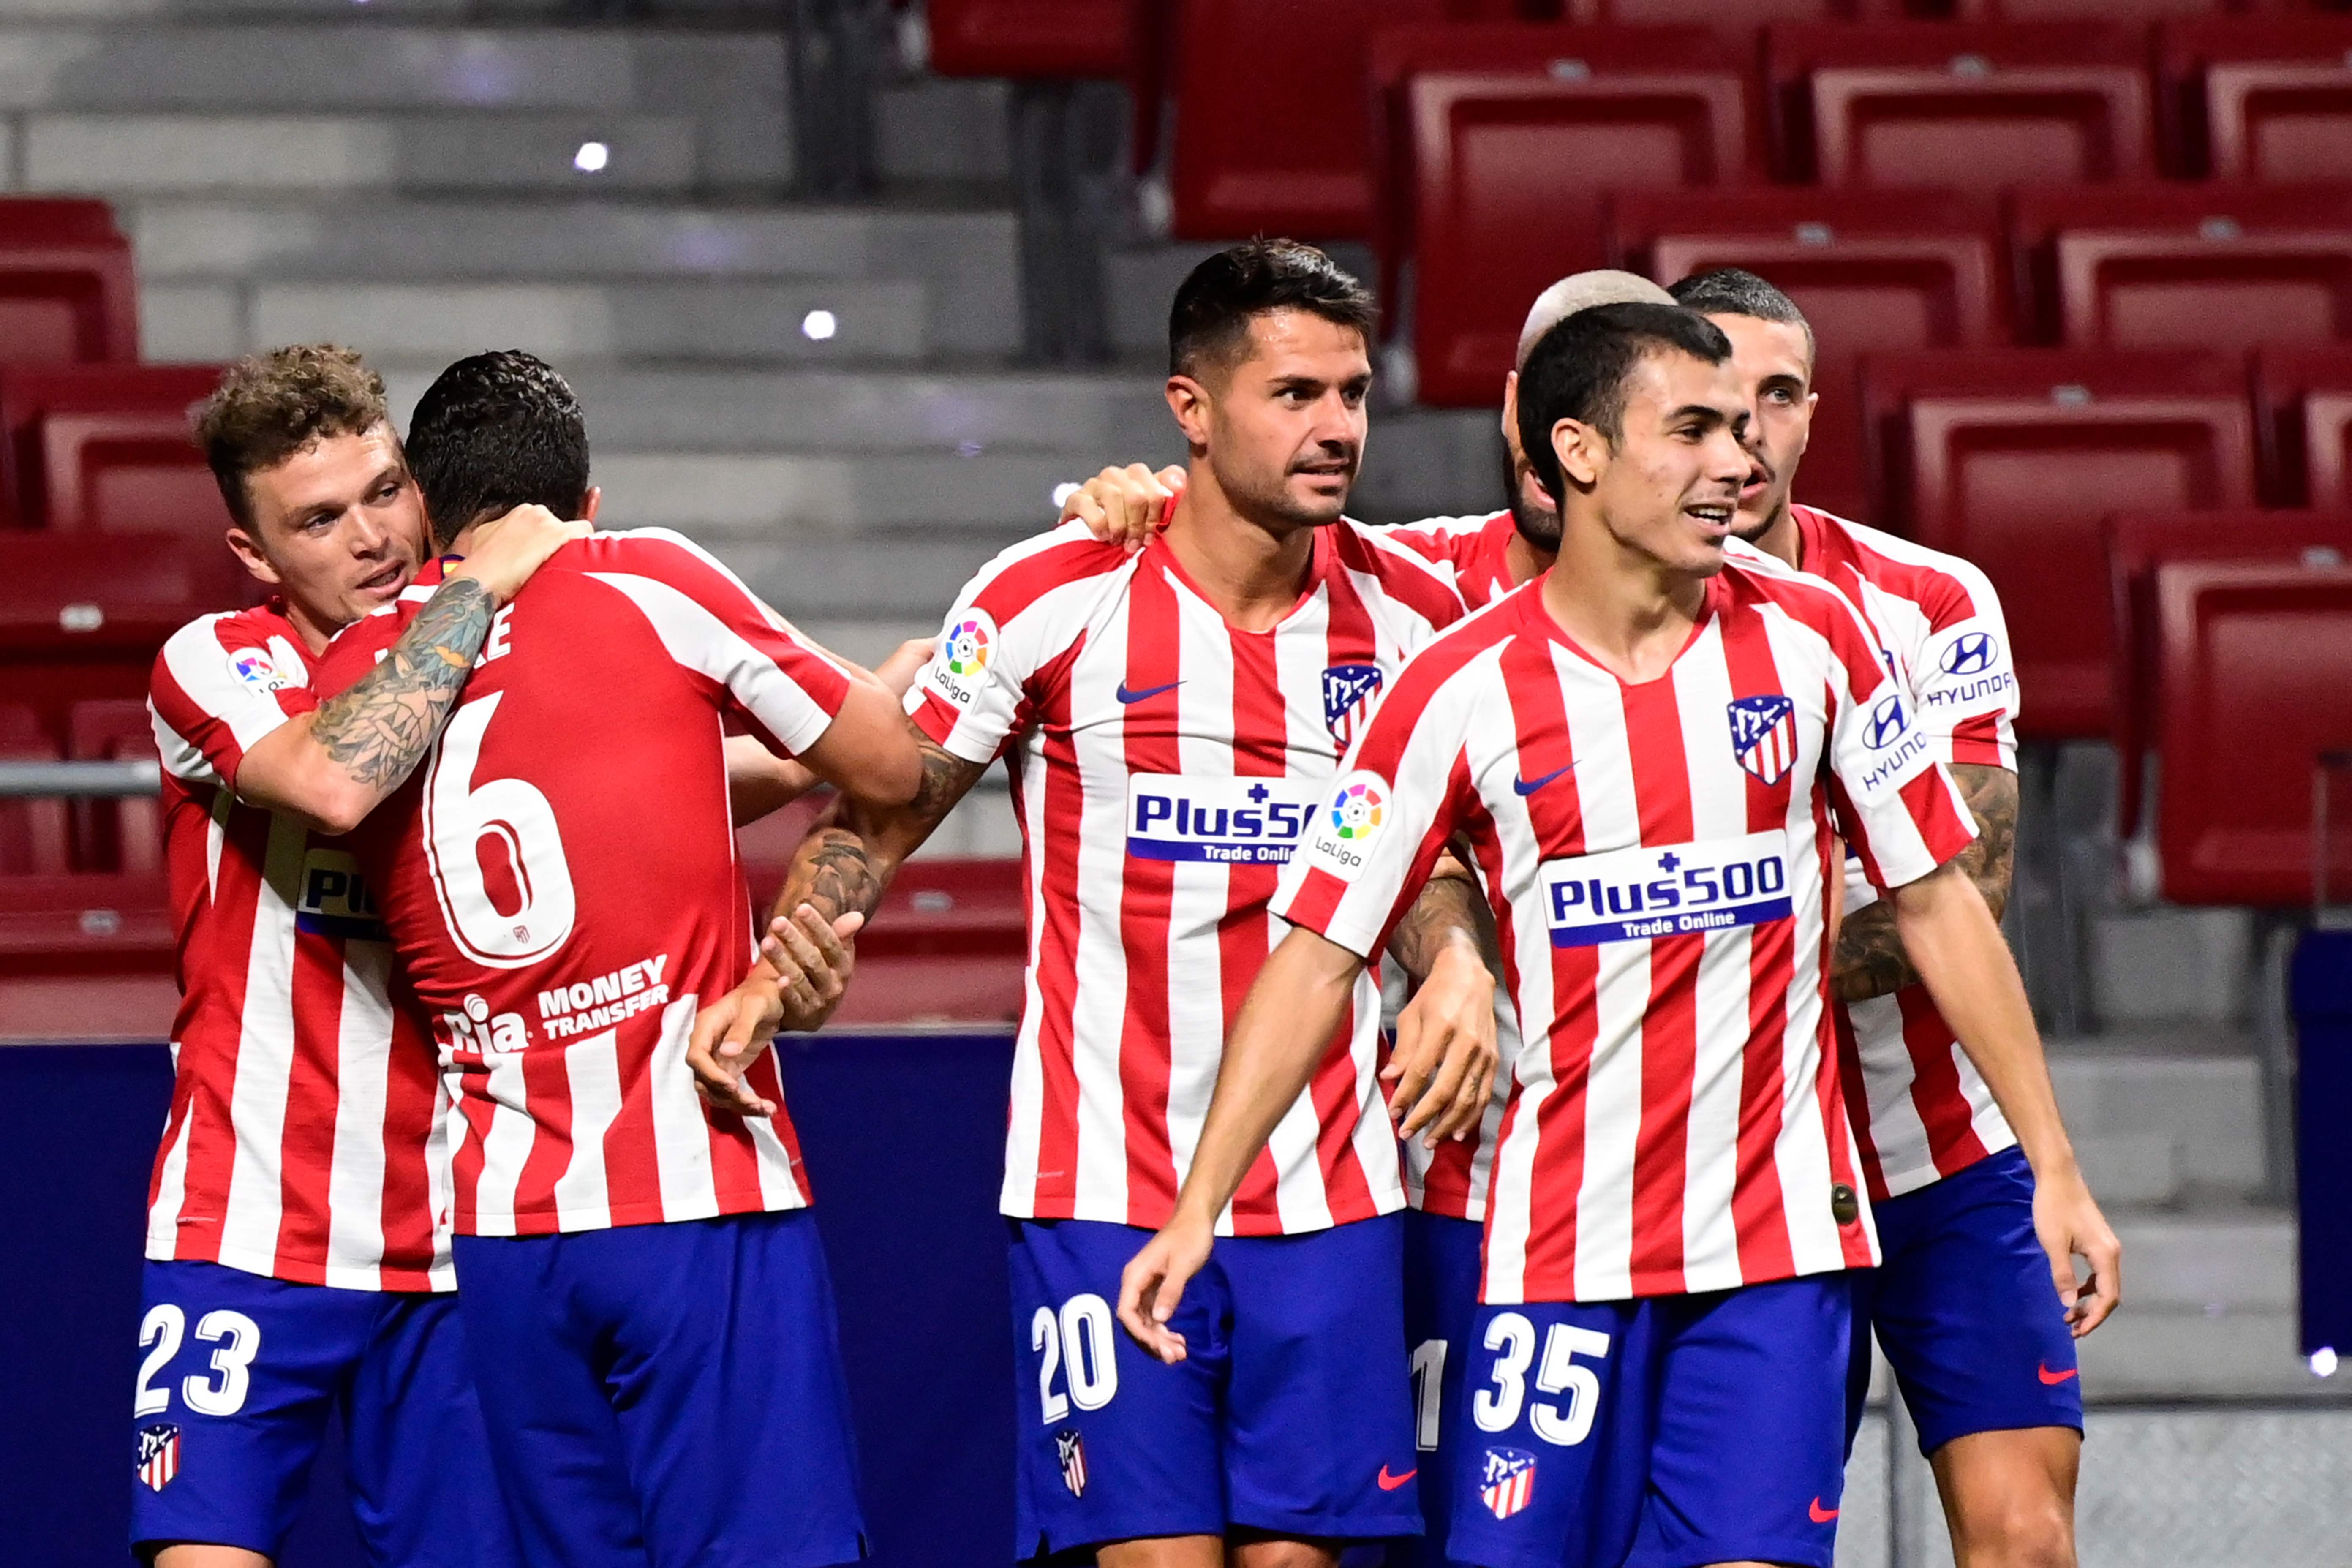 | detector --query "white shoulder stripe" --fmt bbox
[584,569,838,755]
